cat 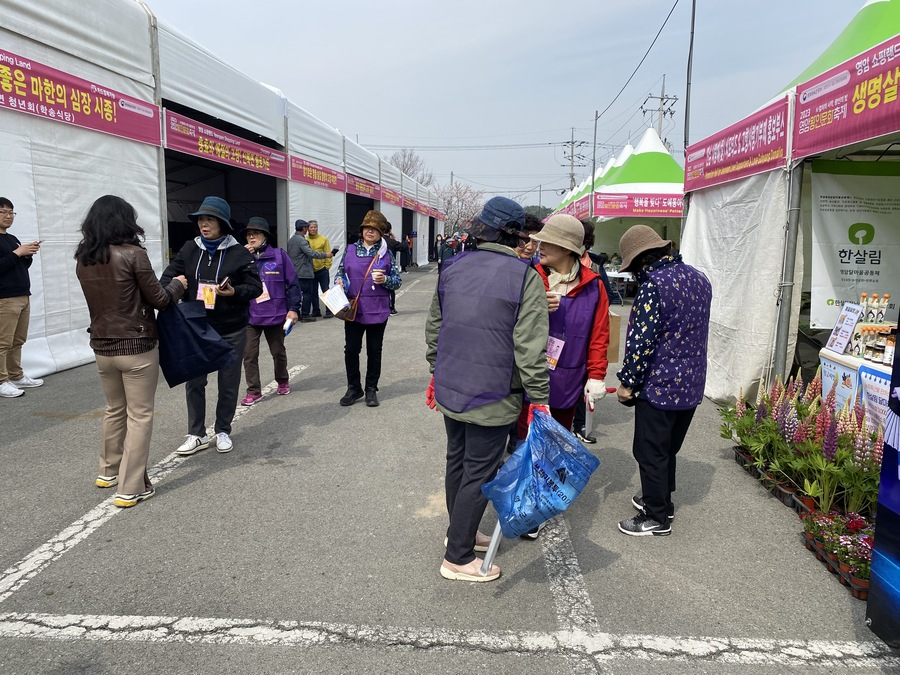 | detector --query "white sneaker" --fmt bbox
[0,381,24,398]
[215,432,233,453]
[175,434,209,456]
[11,374,42,388]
